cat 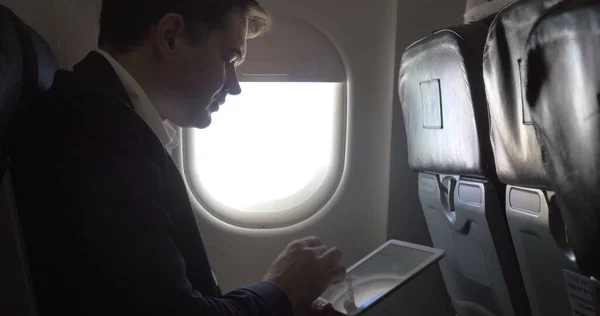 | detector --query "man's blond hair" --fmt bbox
[99,0,272,53]
[246,2,272,39]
